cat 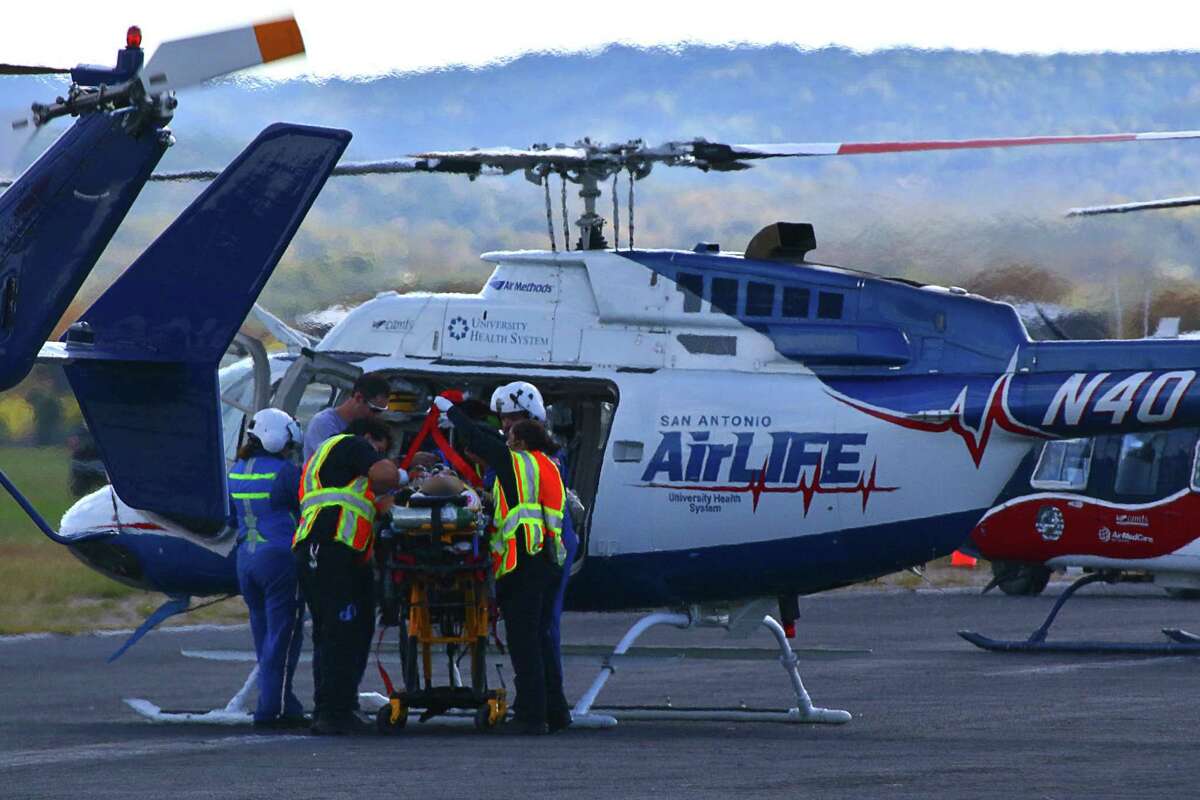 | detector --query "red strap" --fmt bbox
[375,625,396,697]
[398,399,483,488]
[398,407,438,470]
